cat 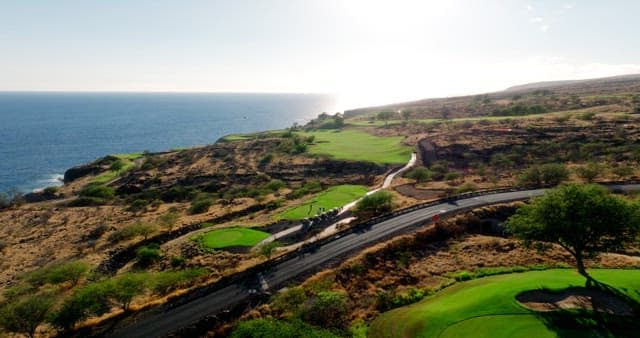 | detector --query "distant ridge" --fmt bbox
[505,74,640,92]
[345,73,640,119]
